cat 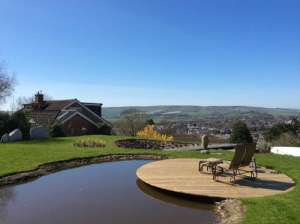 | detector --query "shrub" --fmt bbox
[272,133,300,147]
[73,139,106,148]
[96,123,112,135]
[0,112,10,136]
[0,111,30,139]
[230,121,253,144]
[137,125,174,142]
[264,122,299,142]
[146,119,155,125]
[10,111,31,139]
[50,124,65,137]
